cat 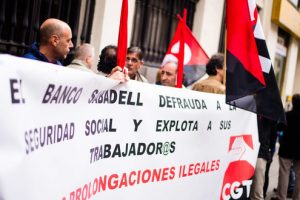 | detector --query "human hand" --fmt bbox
[107,66,129,83]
